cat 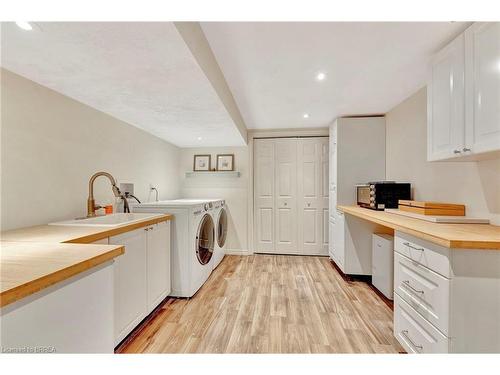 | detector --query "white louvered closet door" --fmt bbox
[254,137,329,255]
